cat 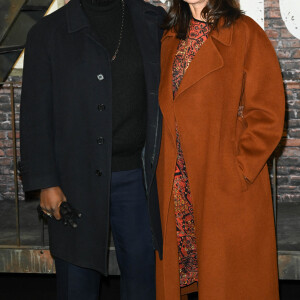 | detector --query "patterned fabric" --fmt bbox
[172,19,210,96]
[172,18,209,288]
